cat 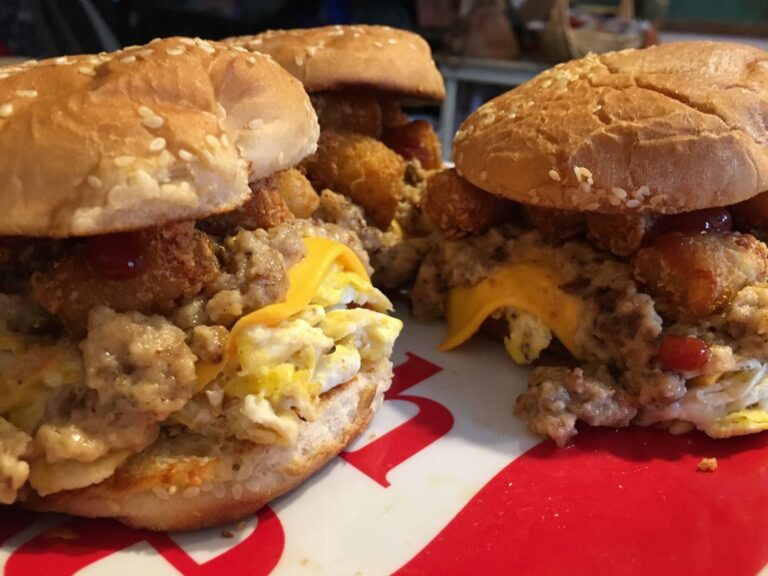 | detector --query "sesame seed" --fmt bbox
[148,137,166,152]
[178,149,197,162]
[114,155,136,167]
[199,43,216,54]
[142,115,165,129]
[278,151,285,164]
[0,103,13,118]
[232,484,243,500]
[387,38,397,44]
[137,106,154,118]
[247,56,256,64]
[373,41,384,48]
[585,202,600,210]
[149,37,162,44]
[166,47,184,56]
[179,38,196,45]
[78,66,96,76]
[294,55,304,66]
[205,134,220,148]
[135,169,155,189]
[168,485,178,496]
[248,118,264,129]
[139,49,154,58]
[54,56,69,65]
[120,55,136,64]
[548,169,561,182]
[570,193,579,205]
[183,487,200,499]
[626,199,641,208]
[16,90,37,98]
[611,186,627,199]
[637,185,650,197]
[219,133,229,147]
[248,39,263,47]
[480,170,488,181]
[87,175,102,188]
[86,56,100,65]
